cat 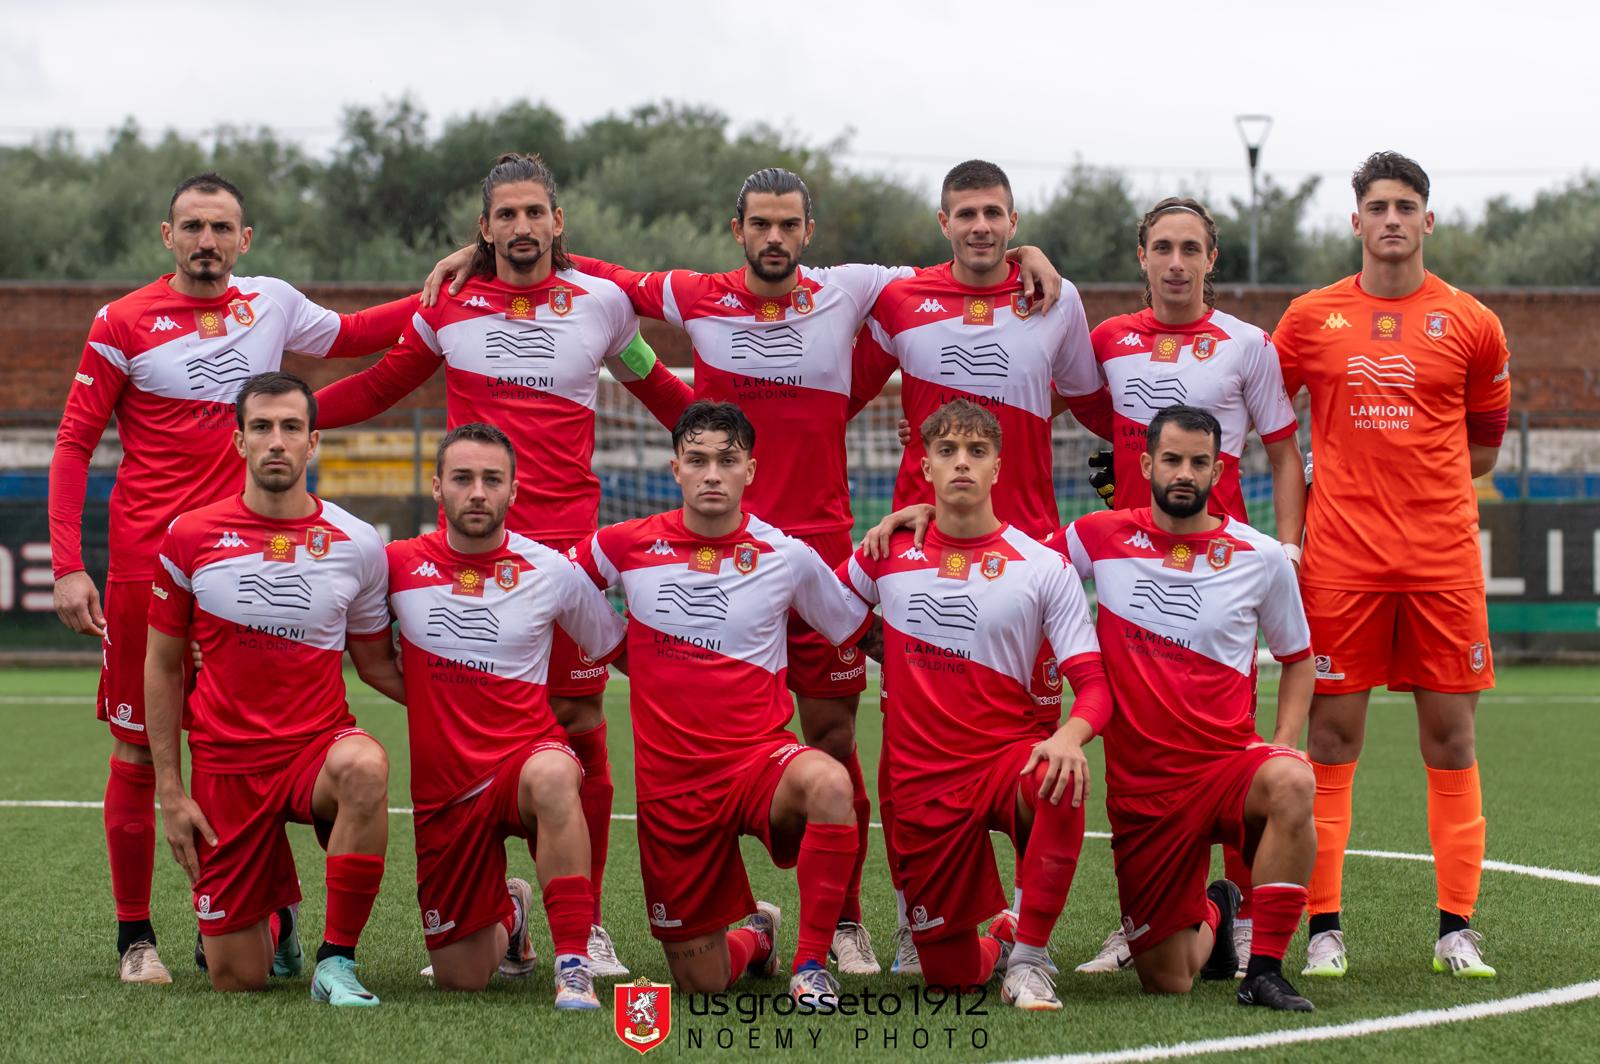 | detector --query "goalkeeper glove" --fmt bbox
[1087,449,1116,508]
